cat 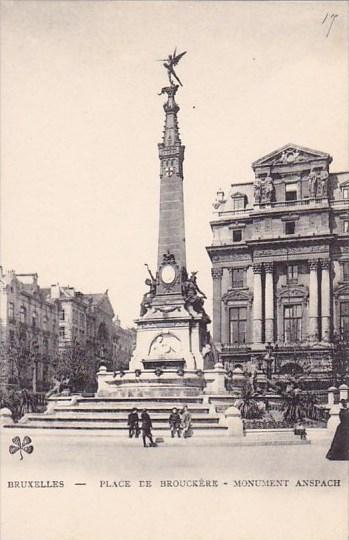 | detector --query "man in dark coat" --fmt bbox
[169,407,182,438]
[141,409,155,447]
[127,408,140,438]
